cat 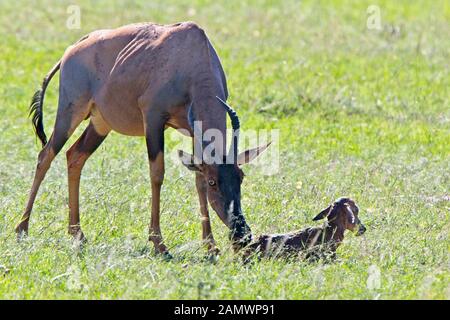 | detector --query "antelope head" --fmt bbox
[178,97,270,250]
